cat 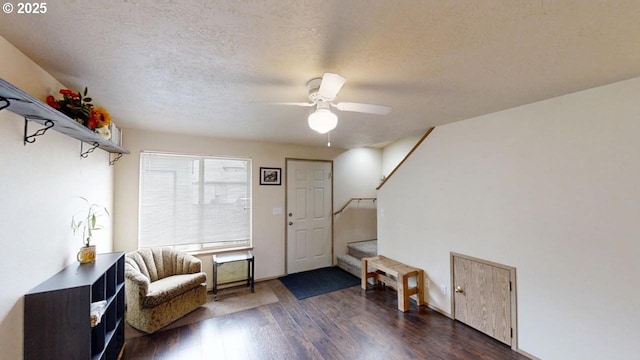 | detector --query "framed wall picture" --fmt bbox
[260,167,281,185]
